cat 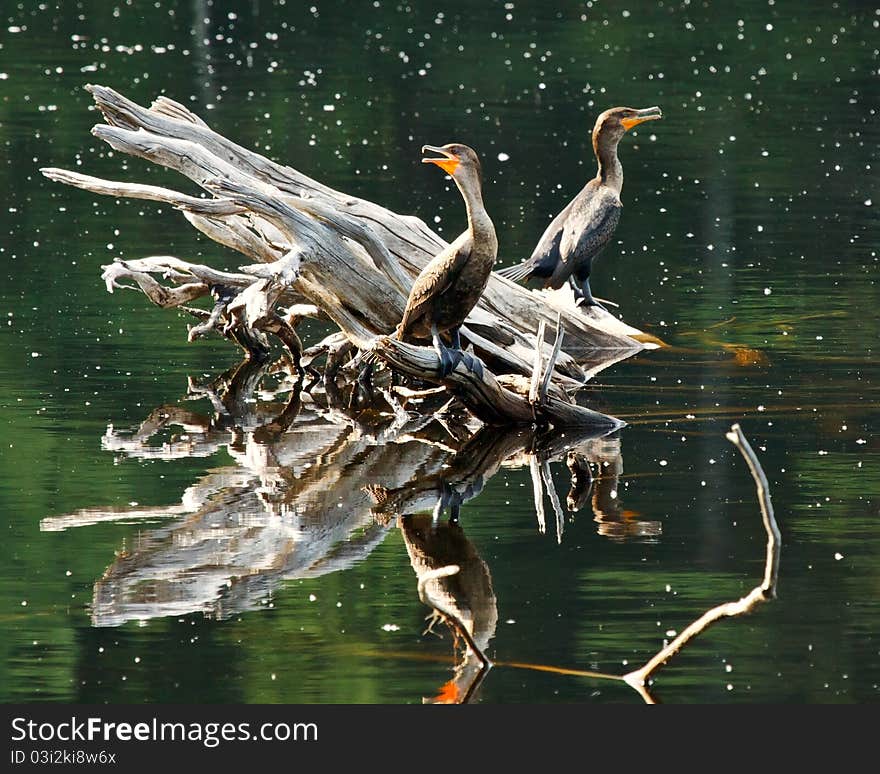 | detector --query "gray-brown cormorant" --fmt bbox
[396,143,498,377]
[498,105,662,309]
